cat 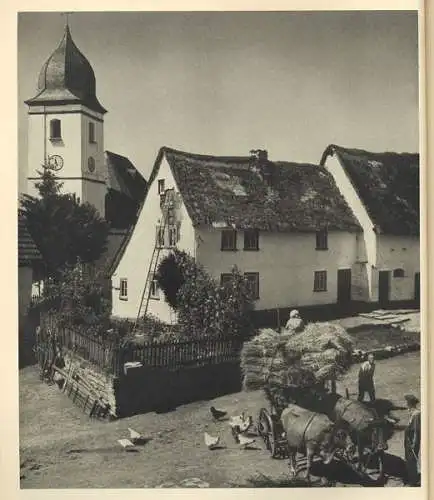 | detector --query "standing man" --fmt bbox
[404,394,421,486]
[358,353,376,402]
